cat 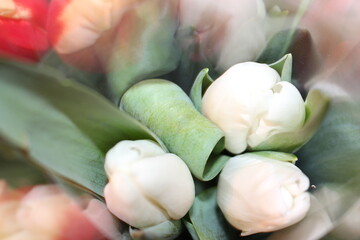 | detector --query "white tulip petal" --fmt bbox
[104,140,164,176]
[131,154,195,220]
[267,195,333,240]
[217,153,310,235]
[104,140,195,228]
[202,62,305,153]
[104,172,169,228]
[248,81,305,147]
